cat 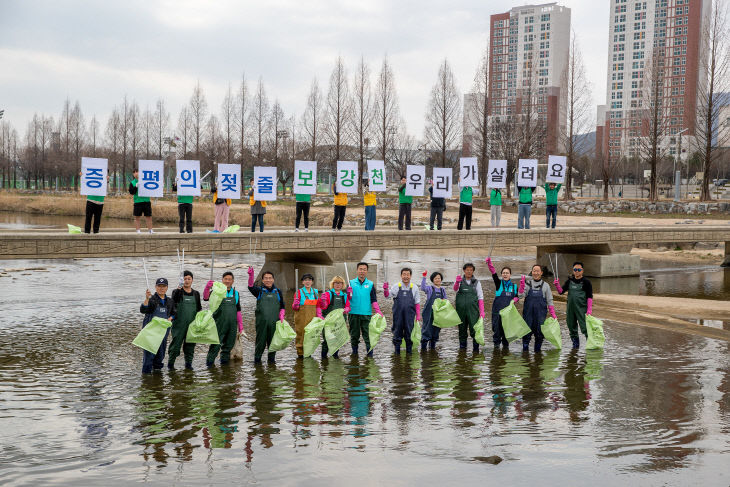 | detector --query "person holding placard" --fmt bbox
[398,176,412,231]
[517,185,535,230]
[457,180,473,231]
[295,192,311,232]
[172,180,194,233]
[428,182,445,231]
[490,188,502,227]
[139,278,176,373]
[453,263,485,353]
[363,183,377,231]
[210,182,231,233]
[544,182,561,229]
[129,169,154,234]
[81,172,109,234]
[331,181,347,231]
[249,177,266,233]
